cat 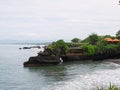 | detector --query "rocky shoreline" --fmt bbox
[23,56,60,67]
[23,33,120,67]
[23,50,120,67]
[24,50,61,67]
